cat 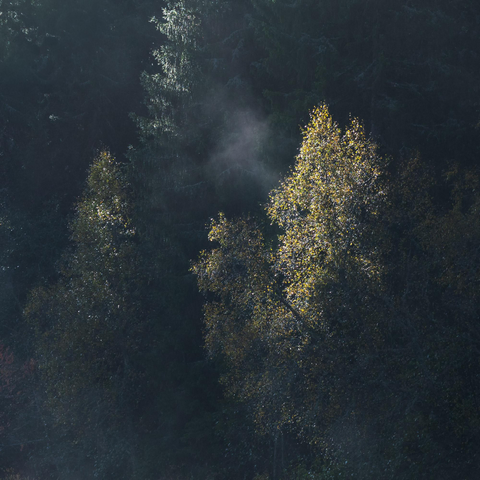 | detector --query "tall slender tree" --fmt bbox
[25,152,145,479]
